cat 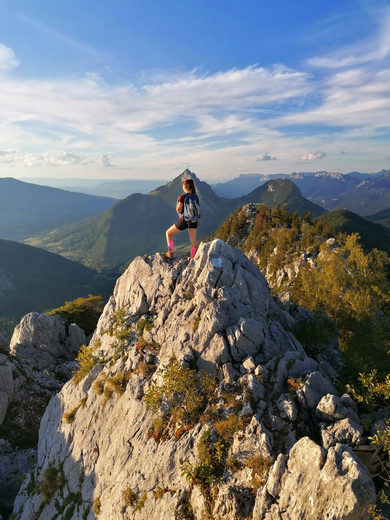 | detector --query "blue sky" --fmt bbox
[0,0,389,180]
